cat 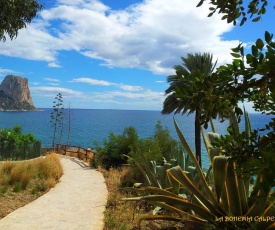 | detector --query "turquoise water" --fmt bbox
[0,109,272,168]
